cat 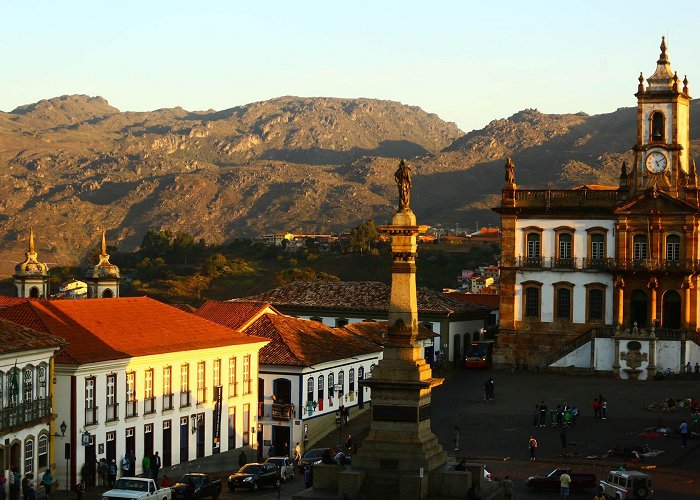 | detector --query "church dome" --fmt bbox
[85,231,120,279]
[14,229,48,277]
